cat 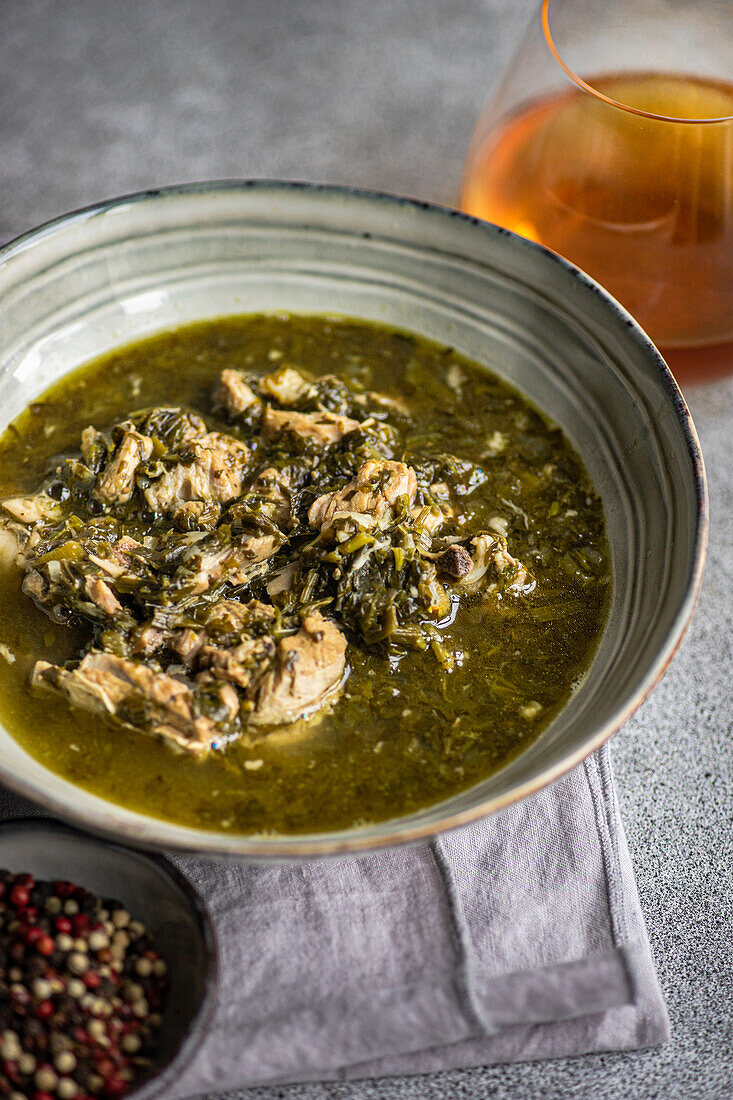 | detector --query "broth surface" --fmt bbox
[0,316,610,833]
